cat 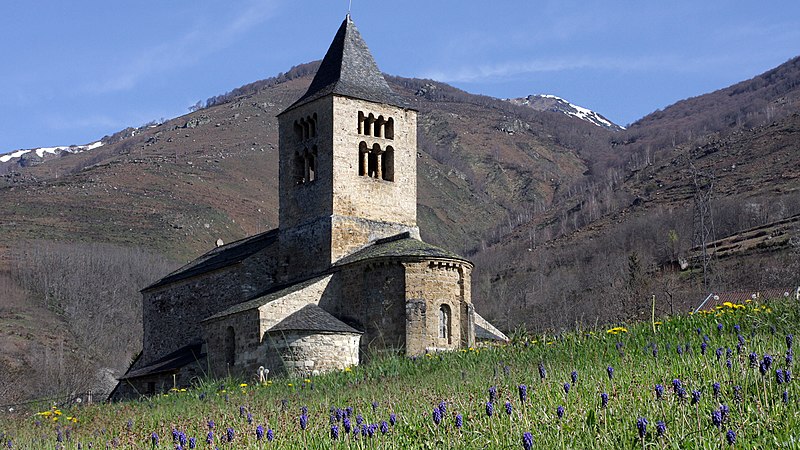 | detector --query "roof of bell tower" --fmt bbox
[281,15,407,114]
